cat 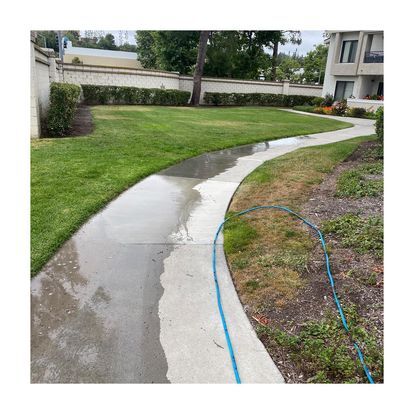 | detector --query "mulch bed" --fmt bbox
[257,140,383,383]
